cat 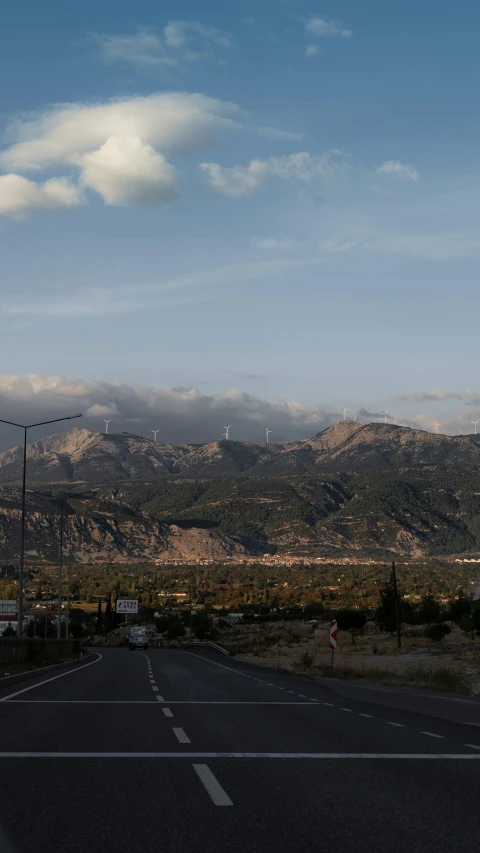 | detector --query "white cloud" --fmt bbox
[377,160,419,182]
[200,150,347,197]
[0,174,83,218]
[305,44,320,58]
[0,374,339,447]
[305,17,352,38]
[81,137,180,205]
[257,126,305,141]
[93,21,231,72]
[0,93,240,172]
[0,92,240,216]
